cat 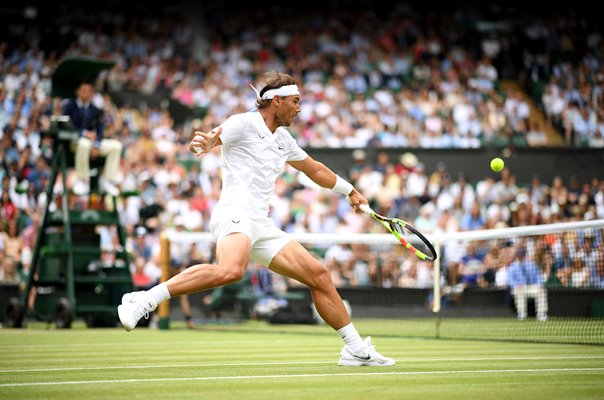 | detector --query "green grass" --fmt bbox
[1,321,603,400]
